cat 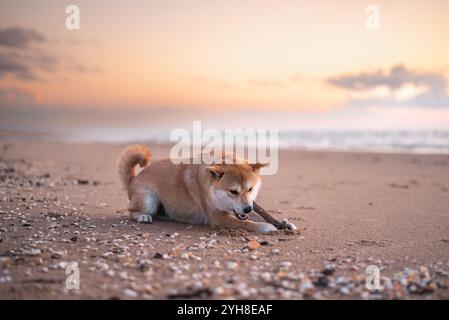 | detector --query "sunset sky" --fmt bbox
[1,0,449,134]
